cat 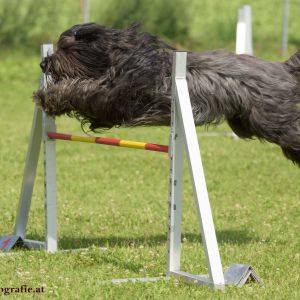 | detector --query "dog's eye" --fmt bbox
[74,31,99,42]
